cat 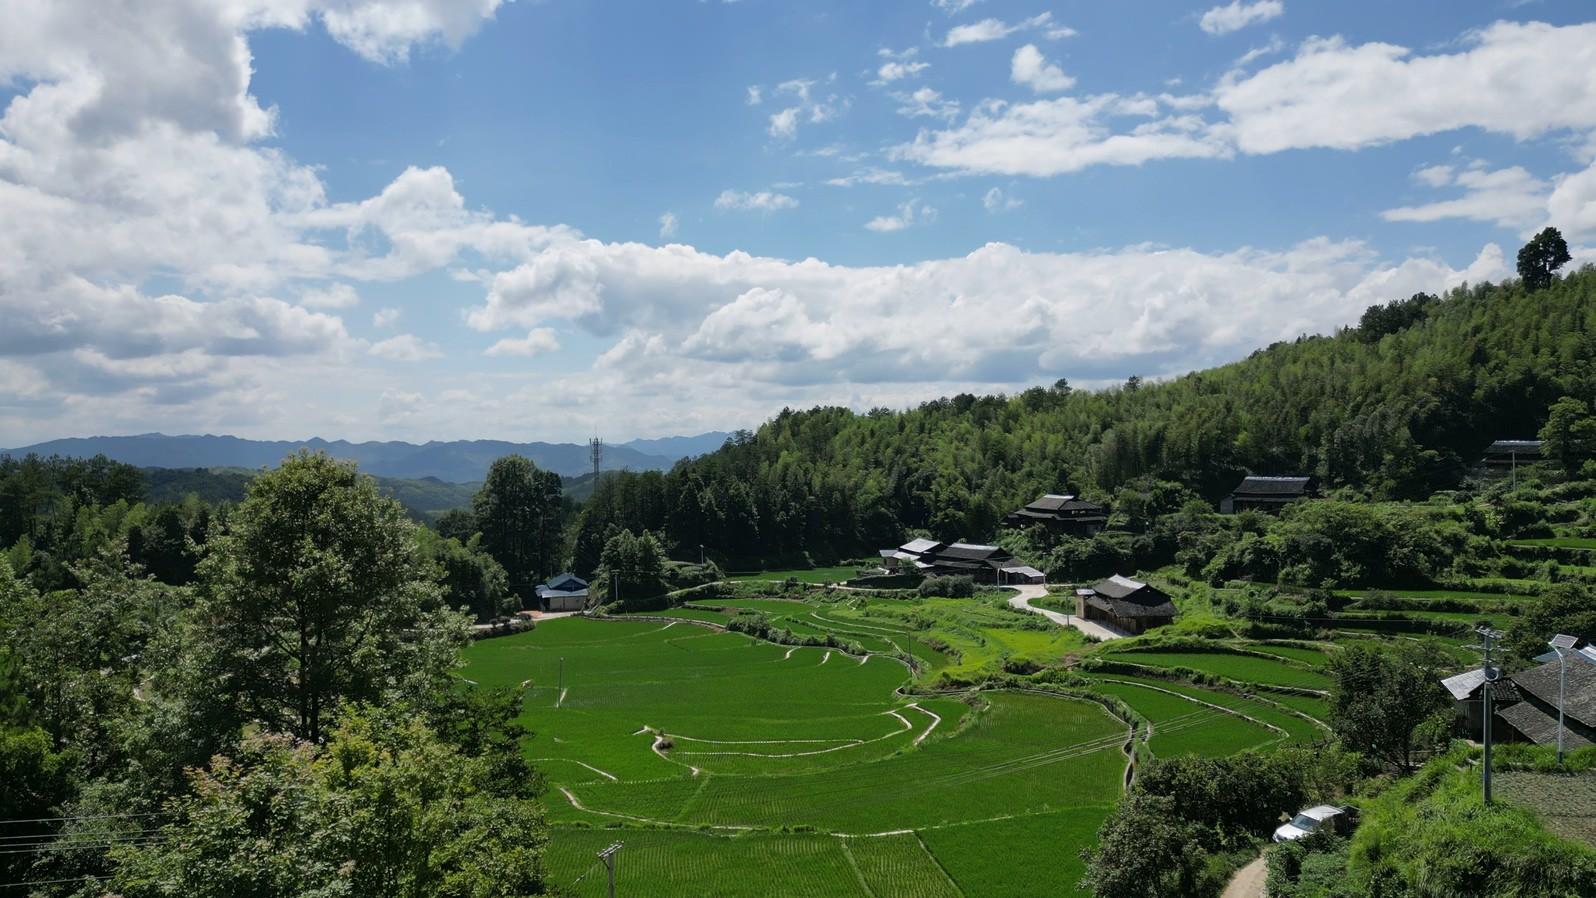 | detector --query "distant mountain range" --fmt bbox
[1,432,731,482]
